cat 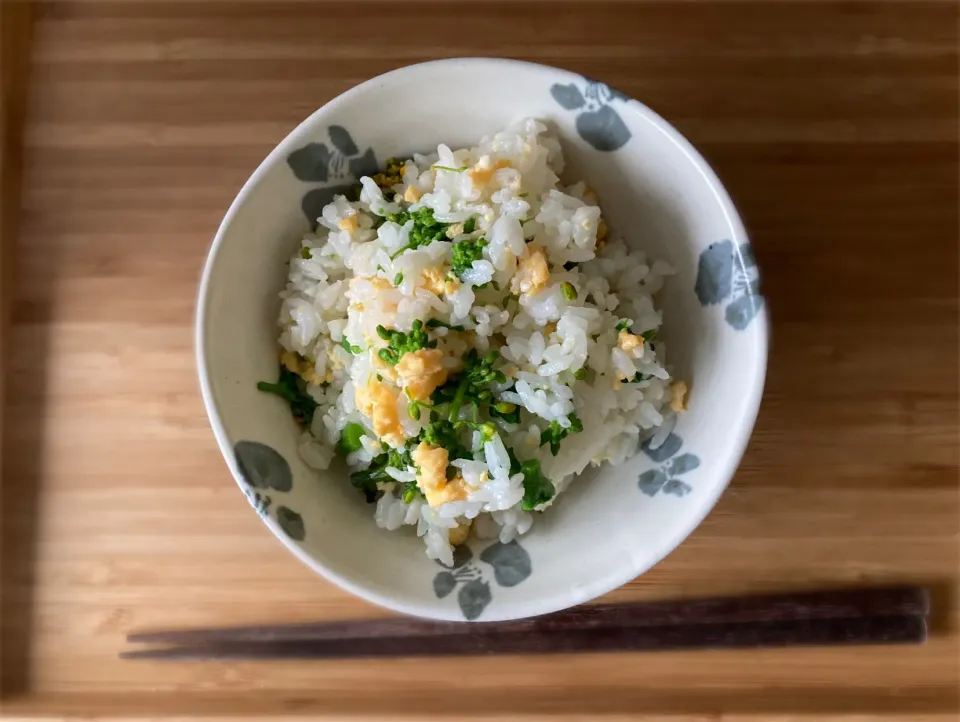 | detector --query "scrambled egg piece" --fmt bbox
[448,520,472,546]
[281,350,328,385]
[445,222,465,239]
[420,265,460,296]
[338,214,359,233]
[670,380,689,413]
[349,276,394,311]
[510,245,550,296]
[355,378,405,447]
[403,185,422,203]
[350,276,393,292]
[617,329,644,355]
[468,158,511,187]
[411,442,472,507]
[597,218,608,248]
[281,350,301,374]
[395,348,449,402]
